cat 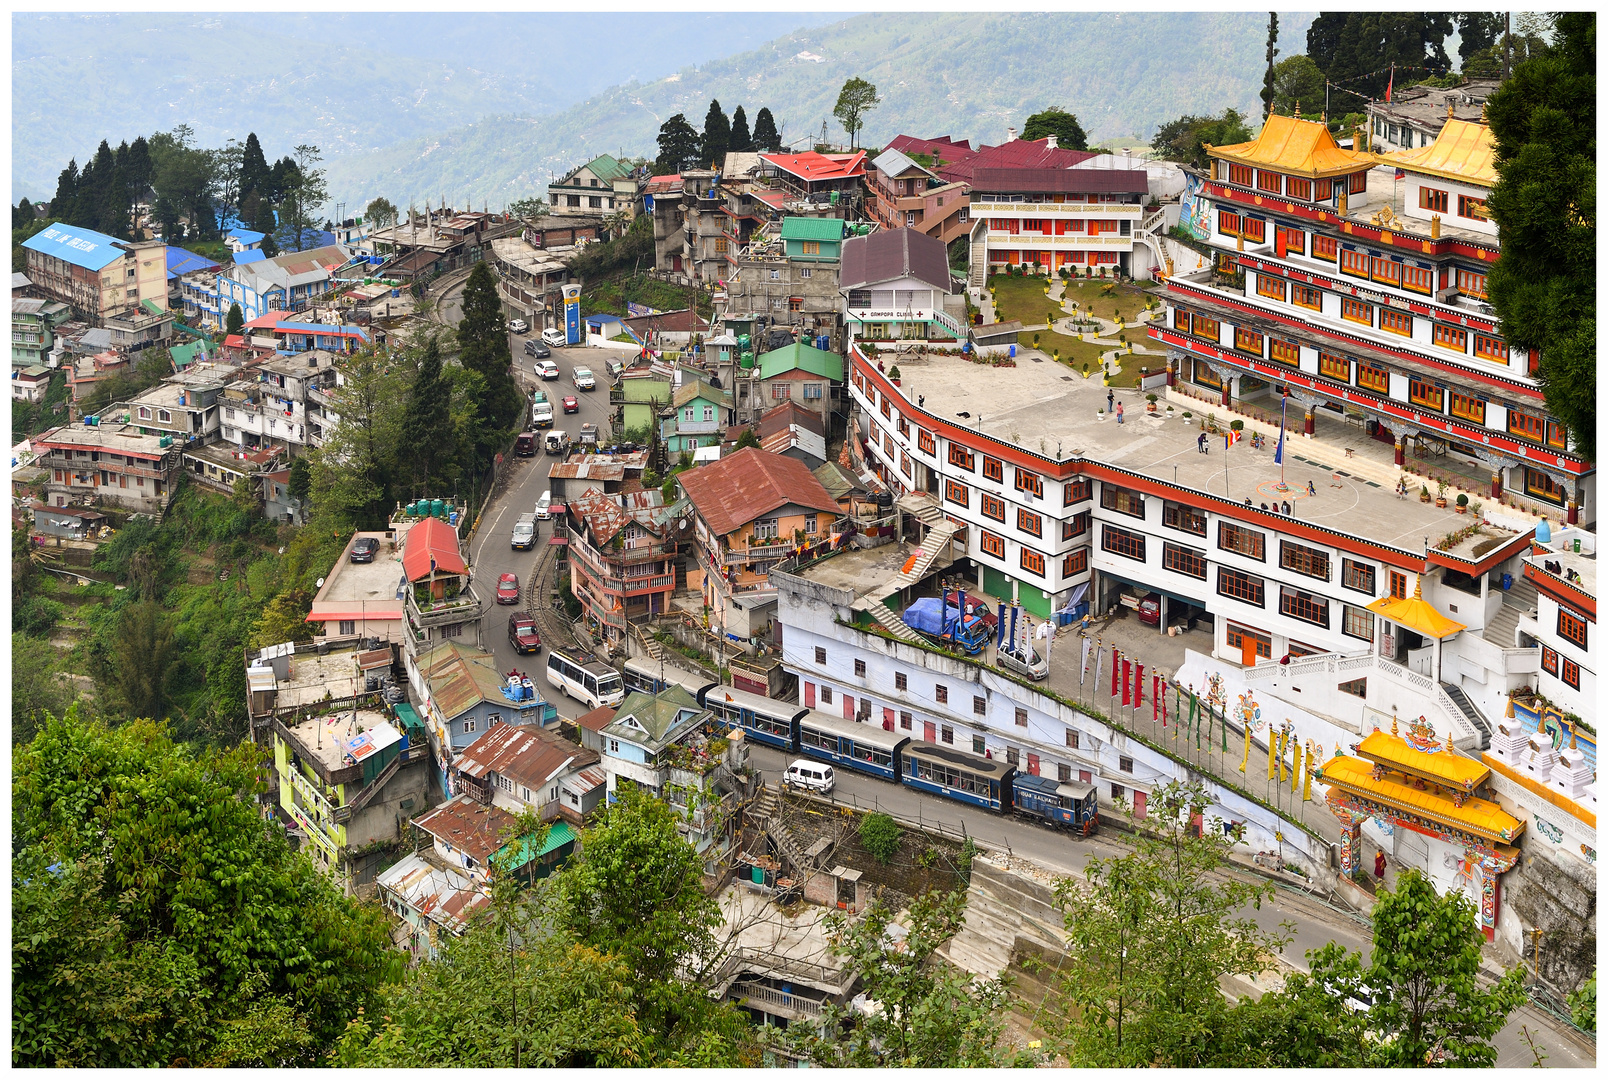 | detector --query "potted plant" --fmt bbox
[887,364,901,386]
[1420,484,1432,504]
[1455,492,1469,515]
[1146,393,1159,414]
[1470,499,1483,518]
[1082,361,1090,378]
[1182,411,1192,419]
[1229,419,1245,435]
[1435,479,1448,508]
